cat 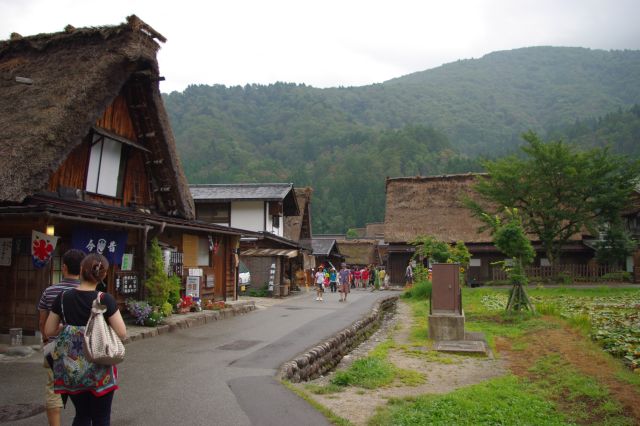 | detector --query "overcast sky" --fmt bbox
[2,0,639,93]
